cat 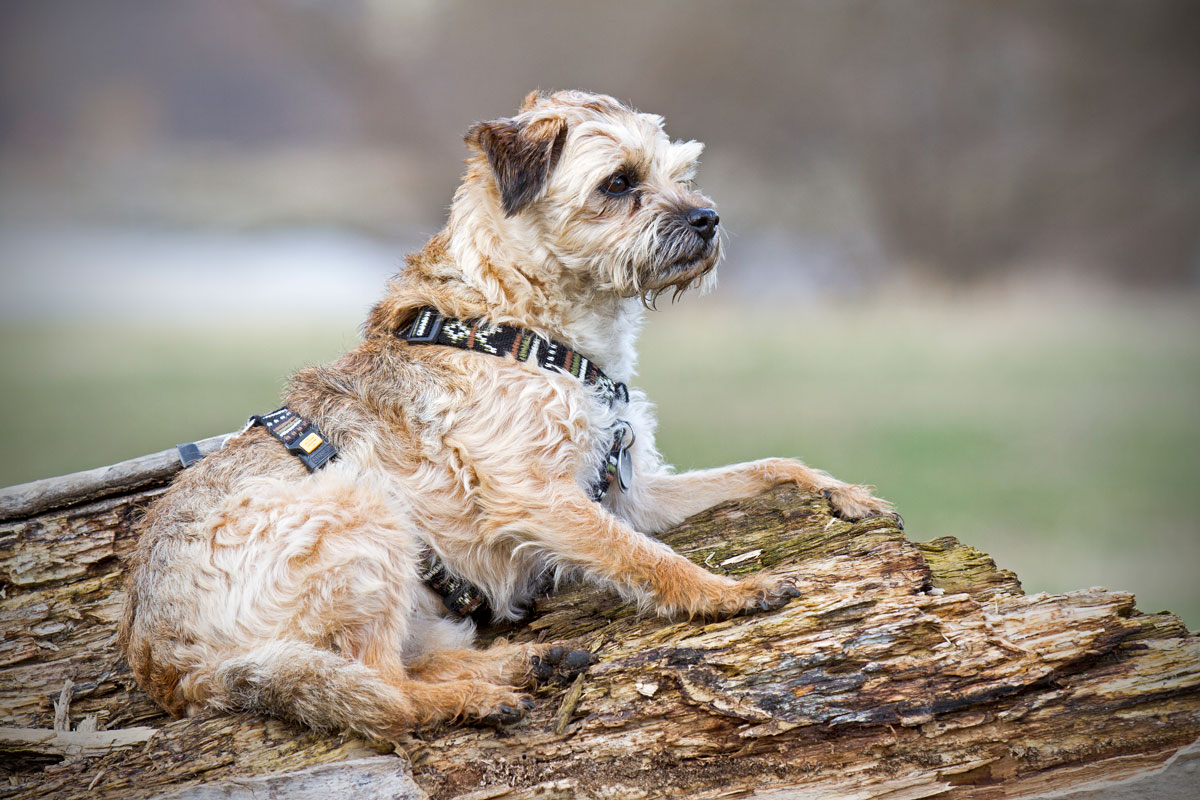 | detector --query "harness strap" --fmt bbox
[400,307,635,500]
[176,442,204,468]
[249,407,338,472]
[401,307,630,407]
[193,303,637,625]
[419,549,491,624]
[240,407,492,623]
